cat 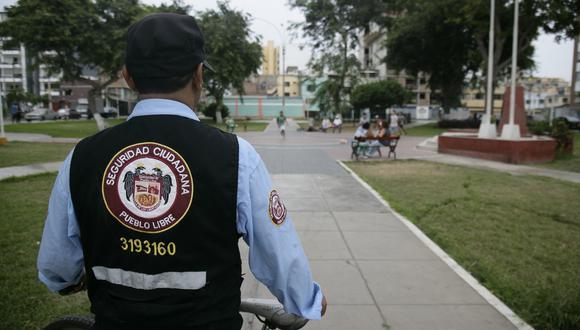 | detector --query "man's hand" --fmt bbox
[321,295,327,317]
[58,275,86,296]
